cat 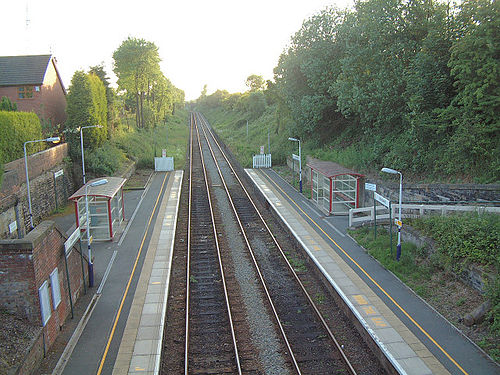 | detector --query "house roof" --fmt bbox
[0,54,53,86]
[306,158,365,179]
